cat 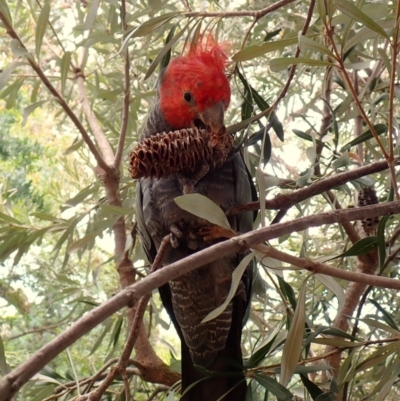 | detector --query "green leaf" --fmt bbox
[0,335,10,375]
[0,61,25,90]
[334,0,390,40]
[174,193,232,230]
[122,12,181,49]
[22,100,47,127]
[270,57,334,72]
[0,211,21,225]
[254,373,293,400]
[0,0,12,25]
[83,0,100,30]
[35,3,50,60]
[144,20,190,80]
[64,137,84,155]
[377,215,389,270]
[362,318,400,336]
[60,51,71,95]
[298,34,334,57]
[232,38,298,61]
[300,374,324,400]
[293,129,325,147]
[369,299,399,331]
[98,204,133,216]
[356,342,399,372]
[236,69,284,141]
[330,237,378,259]
[315,274,345,311]
[10,39,29,58]
[67,230,101,253]
[64,184,97,207]
[280,277,309,386]
[201,252,256,323]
